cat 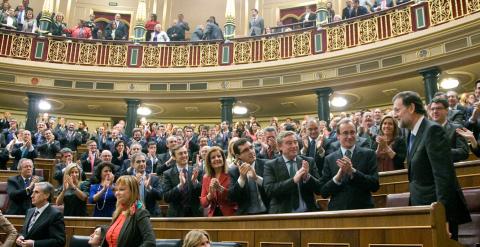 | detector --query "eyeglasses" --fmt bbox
[135,160,146,163]
[340,131,356,137]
